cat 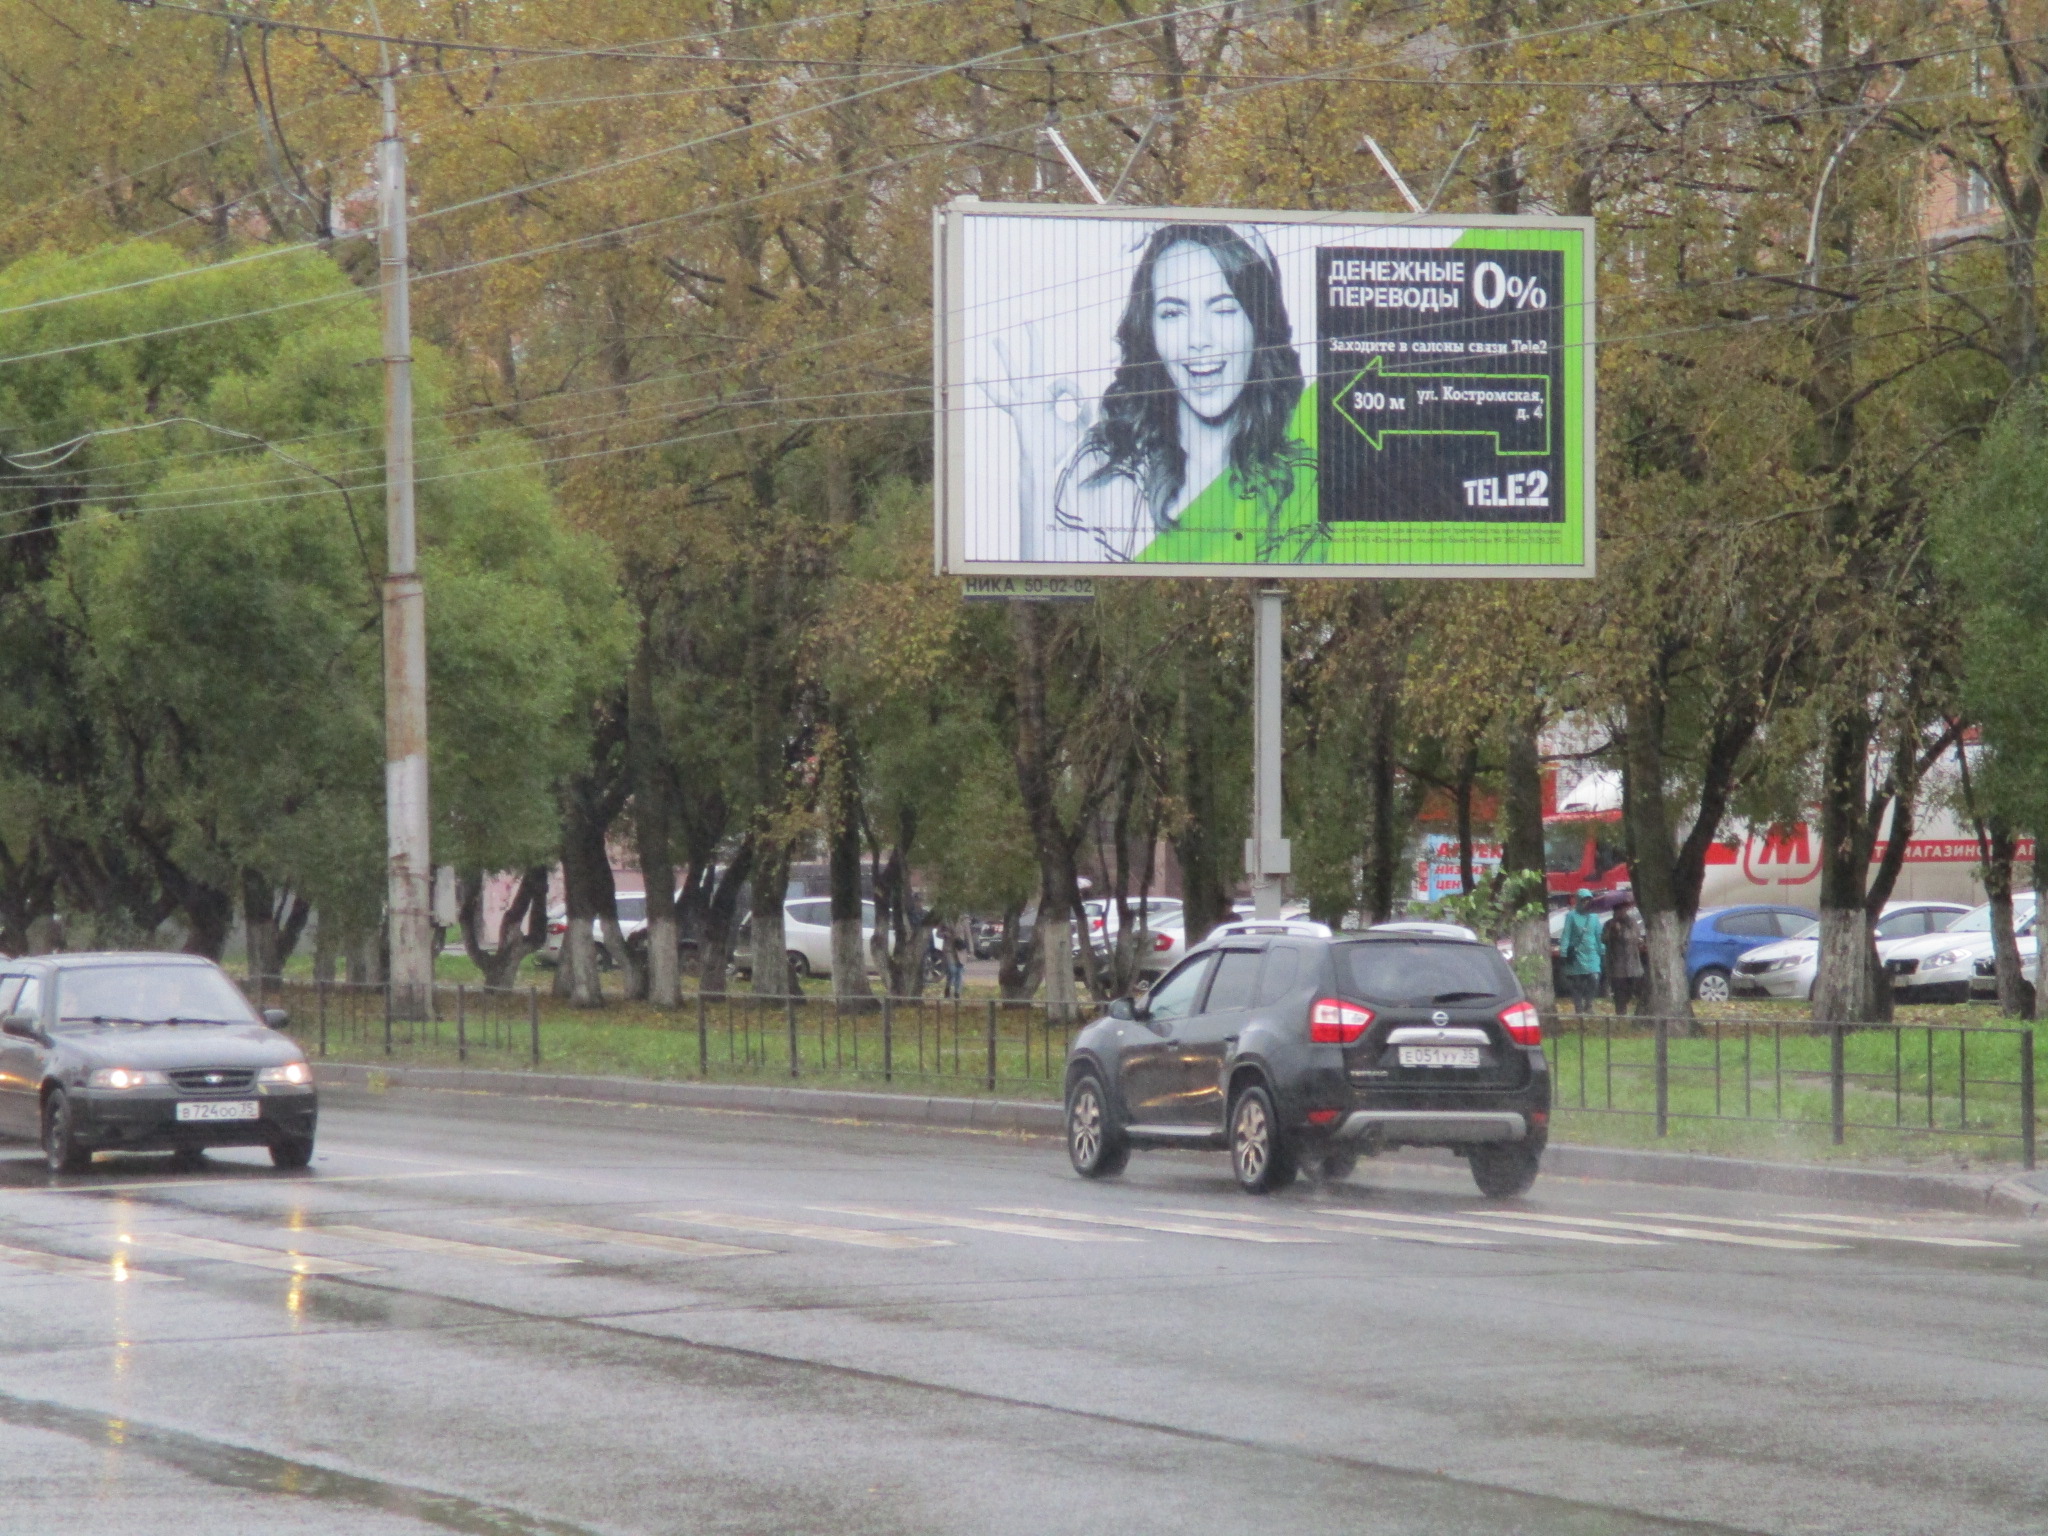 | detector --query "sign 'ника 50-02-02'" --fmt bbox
[933,199,1595,579]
